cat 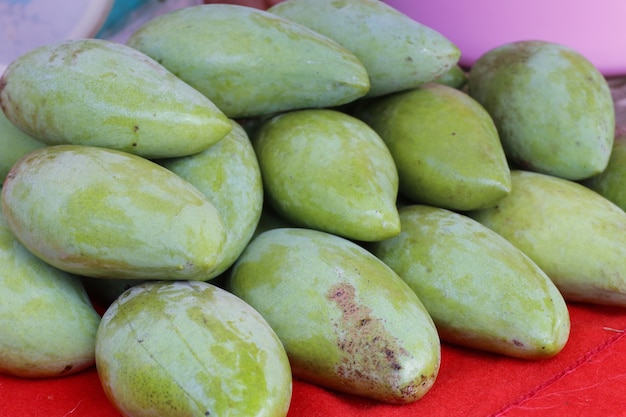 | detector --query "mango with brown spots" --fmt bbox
[228,227,440,404]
